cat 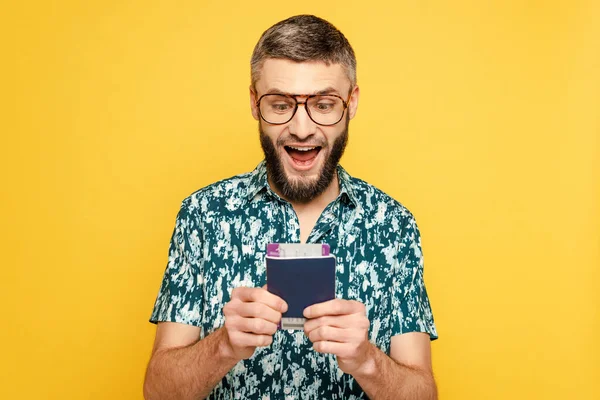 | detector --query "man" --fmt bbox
[144,15,438,400]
